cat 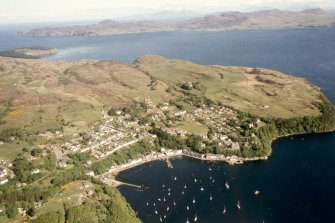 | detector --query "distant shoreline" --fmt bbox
[17,8,335,37]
